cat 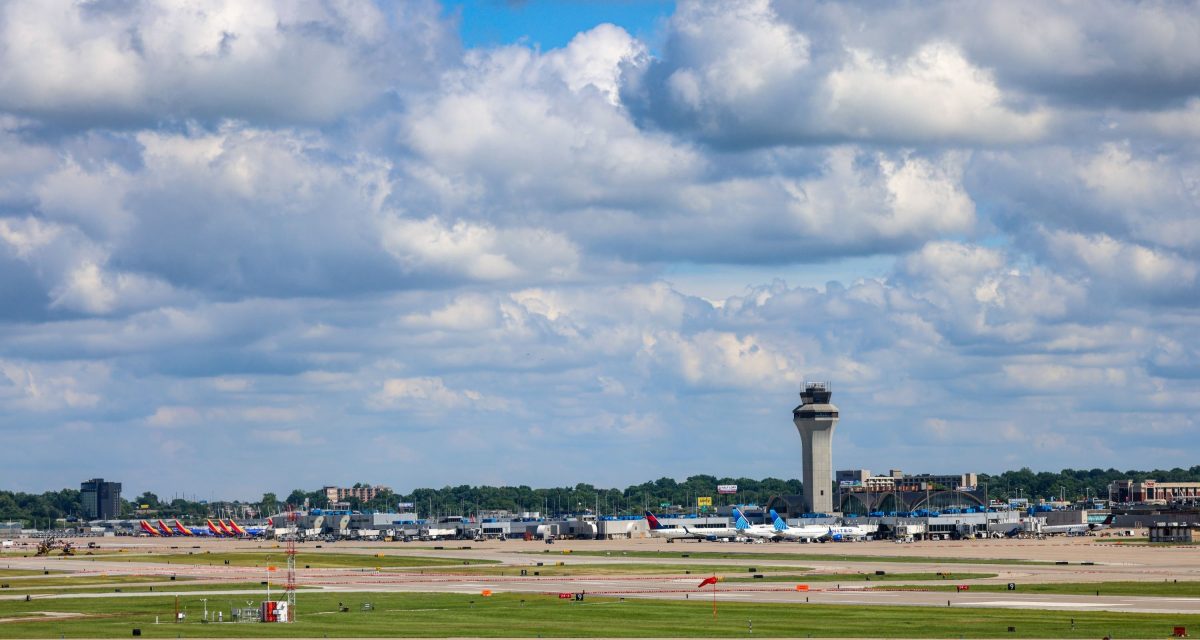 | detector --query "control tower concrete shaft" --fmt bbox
[793,383,839,514]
